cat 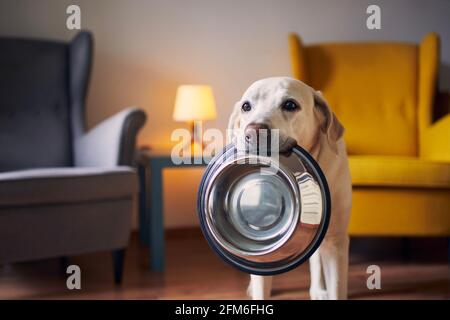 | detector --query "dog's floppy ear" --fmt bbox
[227,101,242,144]
[313,90,344,154]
